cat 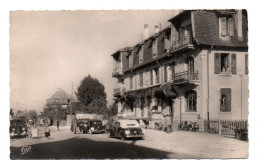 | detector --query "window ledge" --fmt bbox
[219,111,232,114]
[219,72,232,76]
[182,112,198,115]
